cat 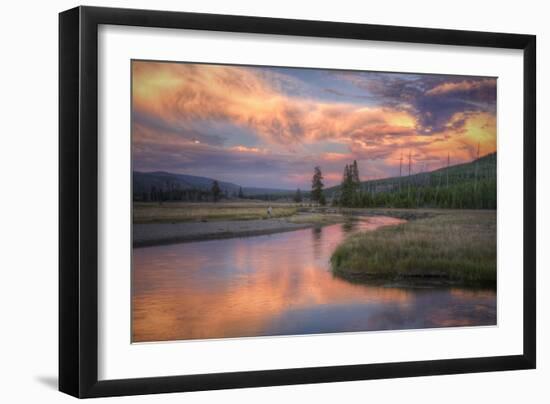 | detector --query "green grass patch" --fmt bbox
[330,210,496,286]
